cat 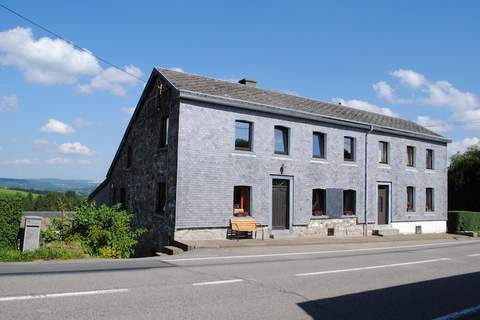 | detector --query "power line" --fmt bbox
[0,2,146,83]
